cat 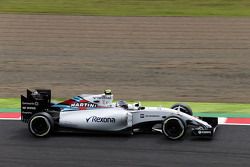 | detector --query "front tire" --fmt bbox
[171,103,193,116]
[162,116,186,140]
[28,112,54,137]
